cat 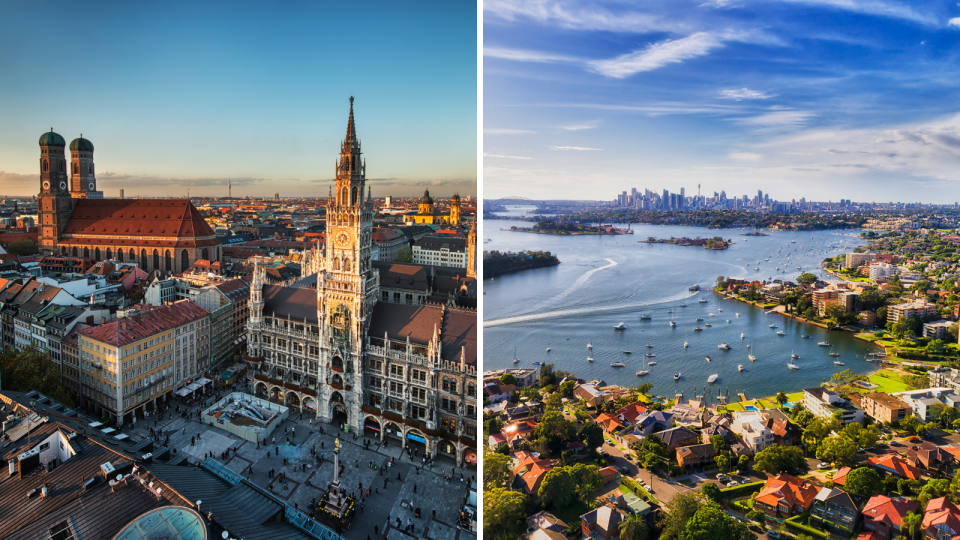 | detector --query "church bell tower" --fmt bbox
[317,97,379,429]
[37,129,73,255]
